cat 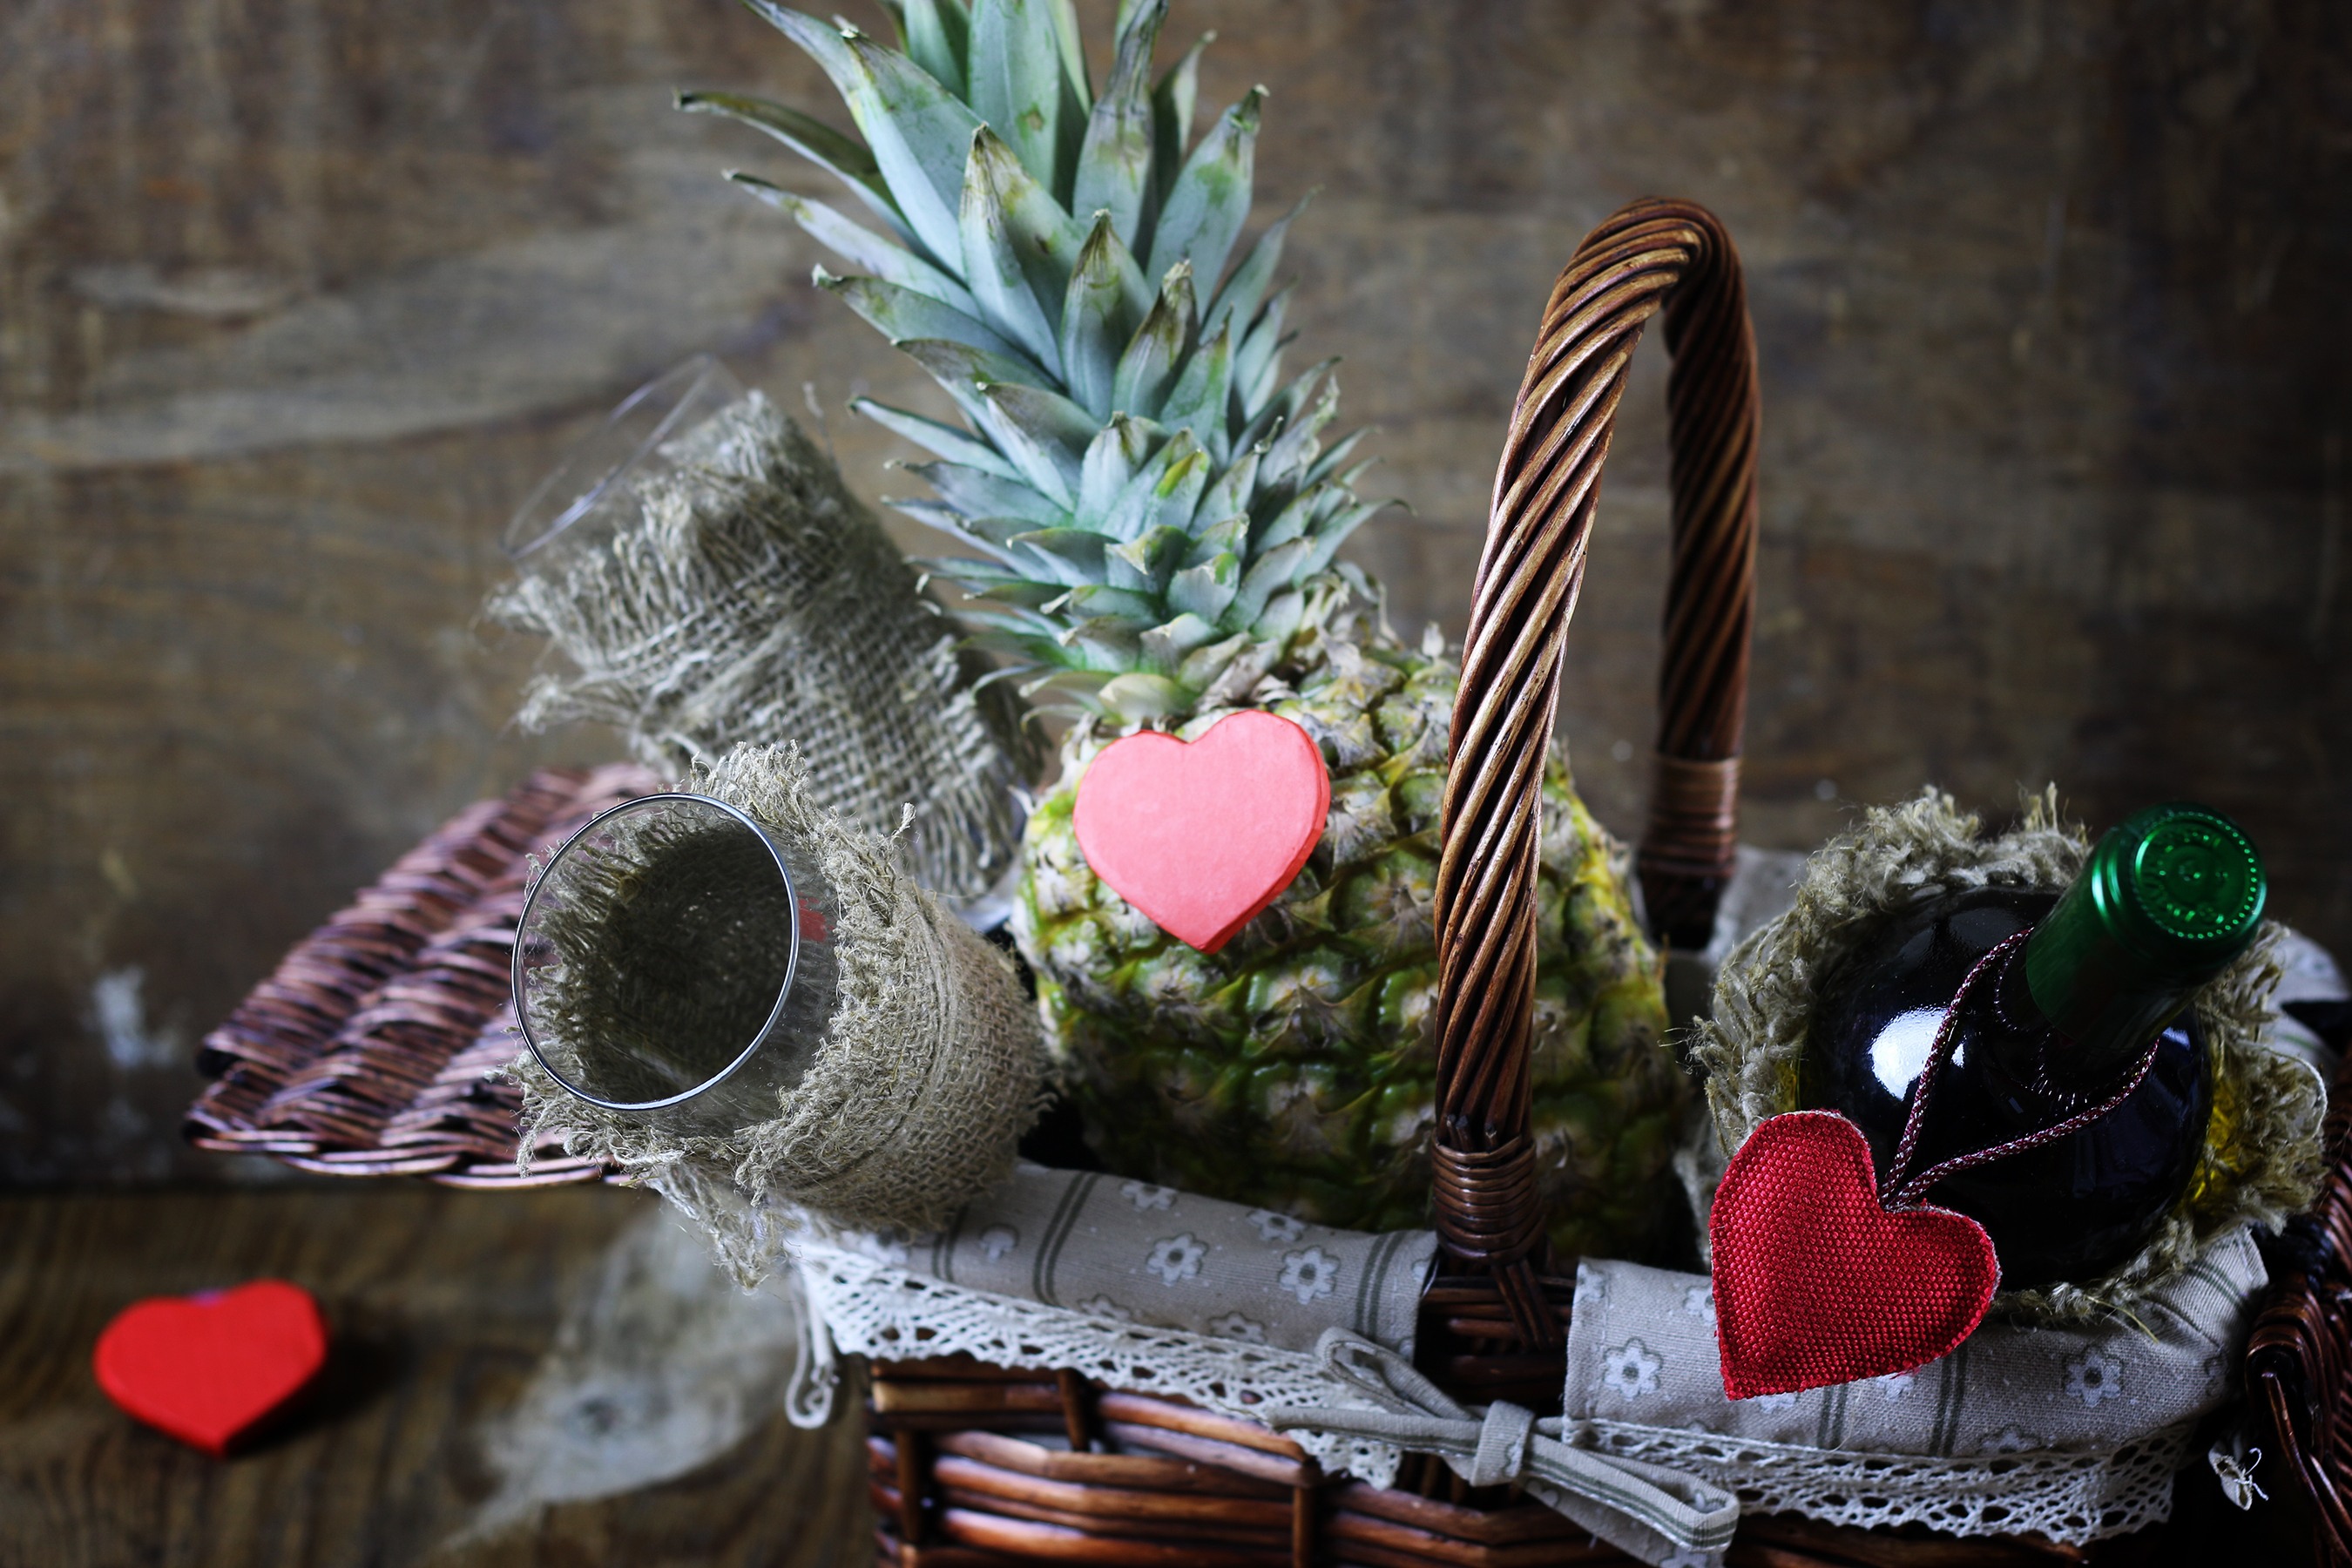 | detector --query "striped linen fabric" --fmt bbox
[828,1161,1438,1355]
